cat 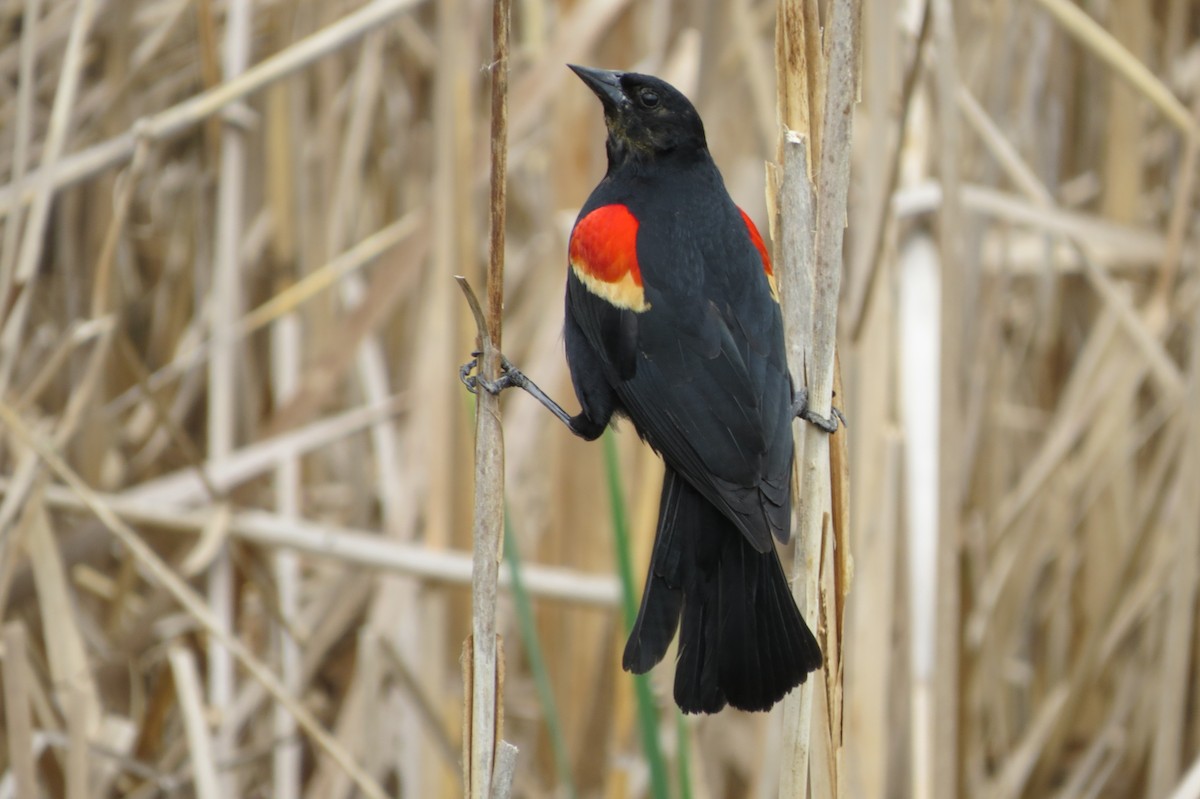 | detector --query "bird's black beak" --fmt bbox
[568,64,627,110]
